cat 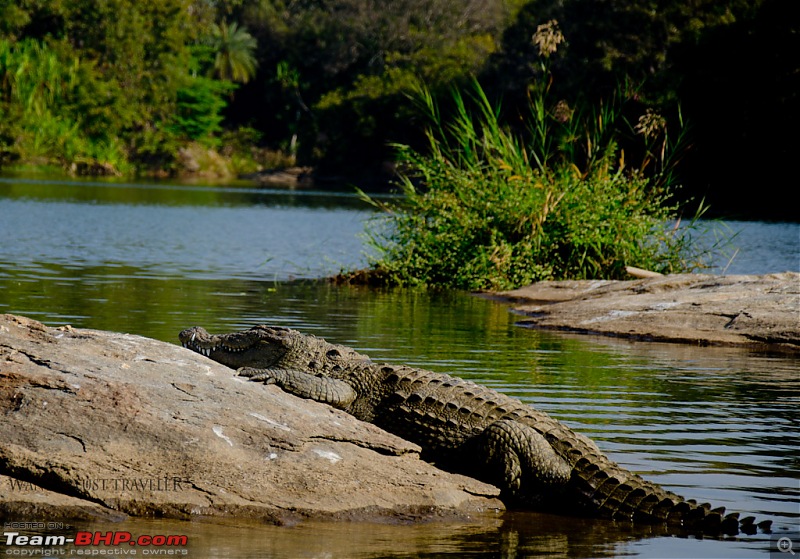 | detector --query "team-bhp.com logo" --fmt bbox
[4,530,188,555]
